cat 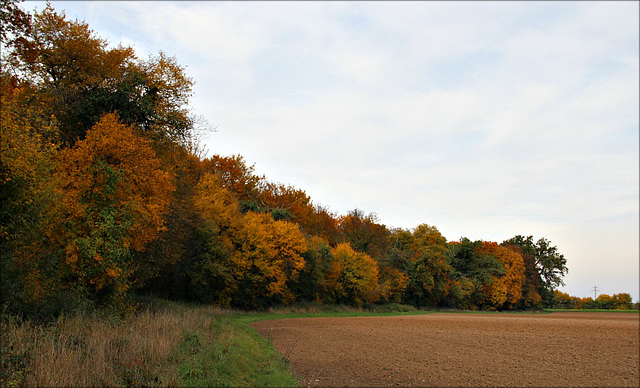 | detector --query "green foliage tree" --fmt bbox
[445,238,504,309]
[291,236,335,303]
[402,225,453,307]
[502,235,568,307]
